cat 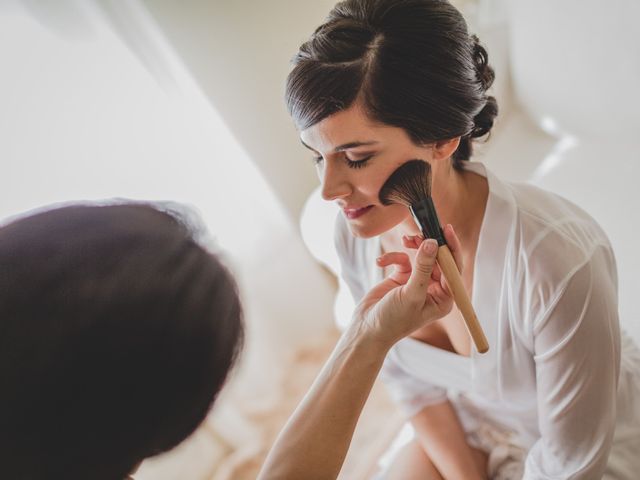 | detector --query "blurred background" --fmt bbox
[1,0,639,478]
